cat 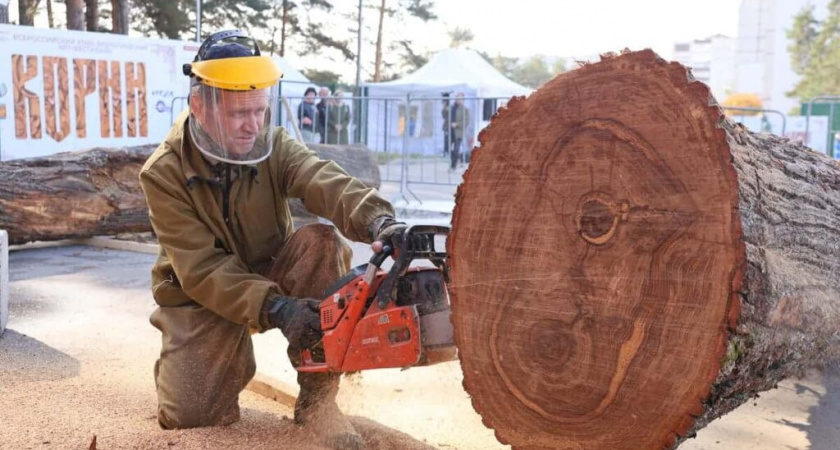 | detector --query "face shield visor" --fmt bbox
[188,84,279,165]
[183,30,283,165]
